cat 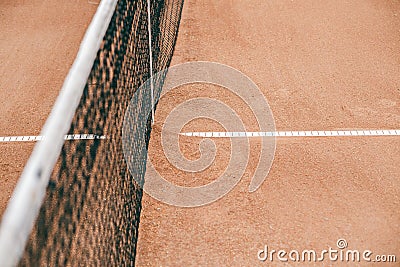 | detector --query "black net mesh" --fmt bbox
[20,0,183,265]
